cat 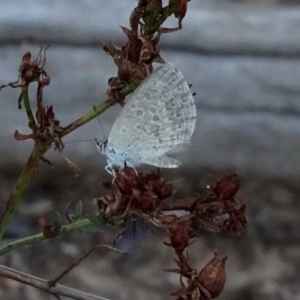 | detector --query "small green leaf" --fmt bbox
[52,212,62,229]
[88,215,105,227]
[74,200,83,218]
